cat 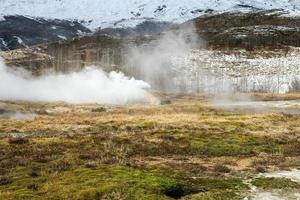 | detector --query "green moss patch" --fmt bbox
[0,165,187,200]
[252,177,300,189]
